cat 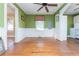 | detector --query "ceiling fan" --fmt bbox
[34,3,57,12]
